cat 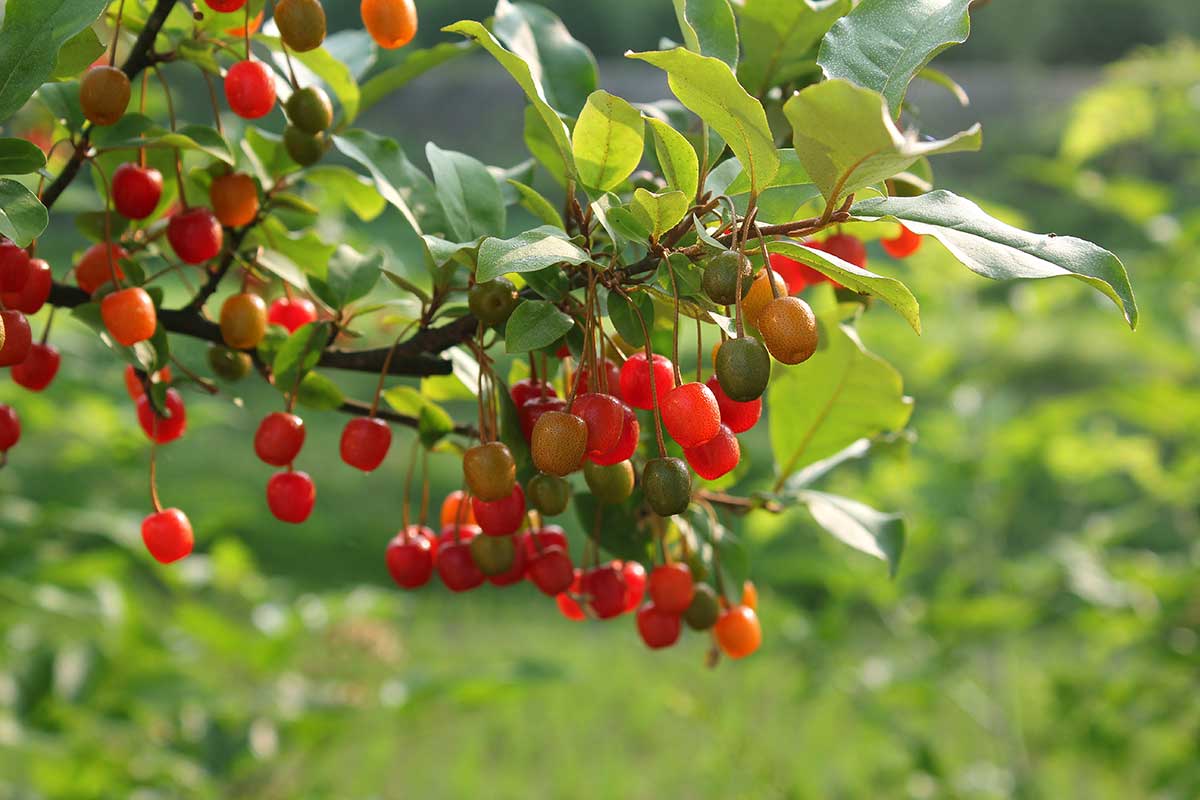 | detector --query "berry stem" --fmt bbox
[199,66,225,136]
[152,65,188,209]
[401,438,418,531]
[90,161,124,290]
[138,72,149,167]
[418,448,430,527]
[664,255,683,386]
[695,315,702,384]
[110,0,128,68]
[148,440,163,514]
[40,308,56,347]
[369,321,418,417]
[243,3,252,61]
